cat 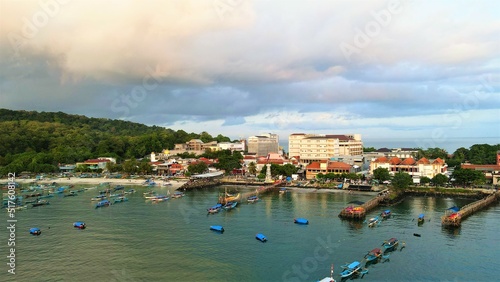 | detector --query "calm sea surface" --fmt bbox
[3,184,500,282]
